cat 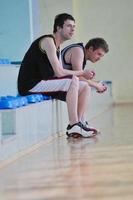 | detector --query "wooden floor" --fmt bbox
[0,104,133,200]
